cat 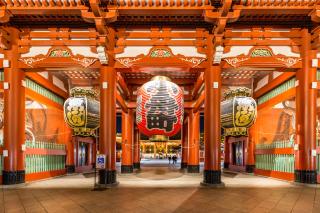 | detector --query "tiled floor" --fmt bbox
[1,160,320,213]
